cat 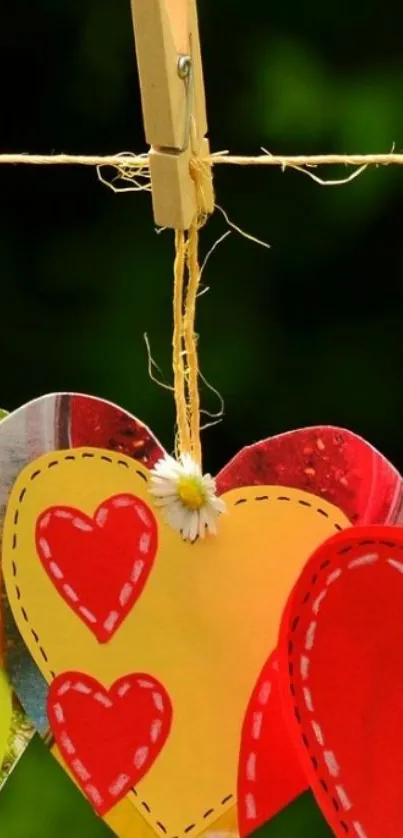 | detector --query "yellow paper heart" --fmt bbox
[2,447,349,837]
